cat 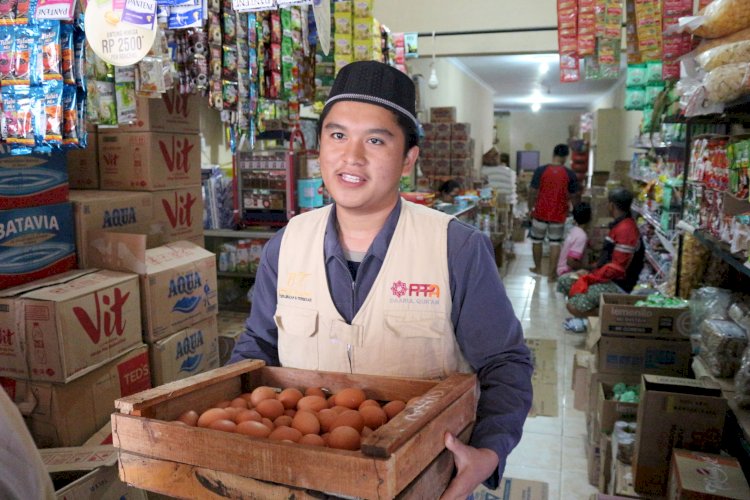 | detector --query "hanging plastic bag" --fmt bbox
[696,40,750,71]
[683,0,750,39]
[704,62,750,103]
